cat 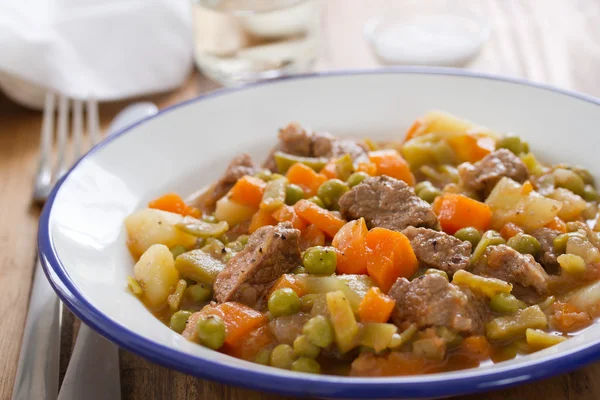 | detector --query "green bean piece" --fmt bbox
[307,196,325,208]
[302,246,337,275]
[424,269,449,281]
[553,232,586,254]
[293,335,321,358]
[255,349,272,365]
[201,238,226,258]
[497,135,527,155]
[170,310,192,333]
[538,295,556,311]
[201,214,218,223]
[583,185,598,202]
[435,326,463,347]
[270,344,296,369]
[185,282,212,303]
[317,179,349,210]
[389,323,418,349]
[291,357,321,374]
[417,185,442,203]
[414,181,434,193]
[507,233,541,256]
[490,293,526,314]
[195,315,226,350]
[335,154,354,181]
[471,230,506,266]
[454,227,482,248]
[346,172,369,188]
[553,168,585,196]
[285,183,305,205]
[303,315,334,348]
[170,245,188,259]
[485,305,548,341]
[274,151,328,174]
[268,288,301,317]
[167,279,188,311]
[127,276,143,296]
[175,249,225,284]
[176,216,229,238]
[261,178,288,212]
